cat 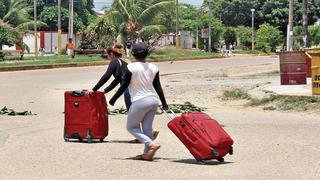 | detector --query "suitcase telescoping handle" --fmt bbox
[72,90,85,97]
[159,106,177,121]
